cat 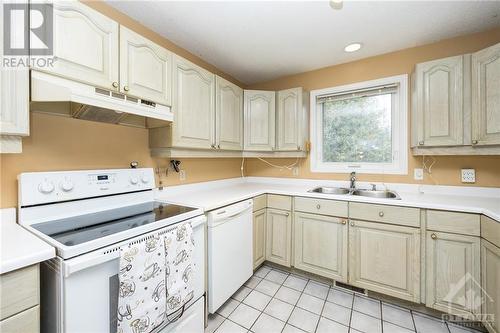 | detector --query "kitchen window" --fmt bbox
[310,75,408,174]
